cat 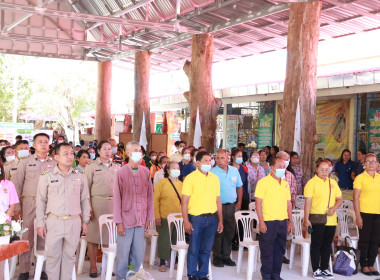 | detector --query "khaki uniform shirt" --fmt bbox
[85,158,120,198]
[4,158,19,183]
[14,154,57,199]
[36,166,91,227]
